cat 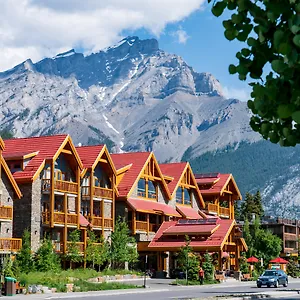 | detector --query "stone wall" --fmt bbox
[31,177,42,251]
[0,171,14,238]
[104,201,112,218]
[115,201,127,221]
[157,184,169,205]
[136,232,155,242]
